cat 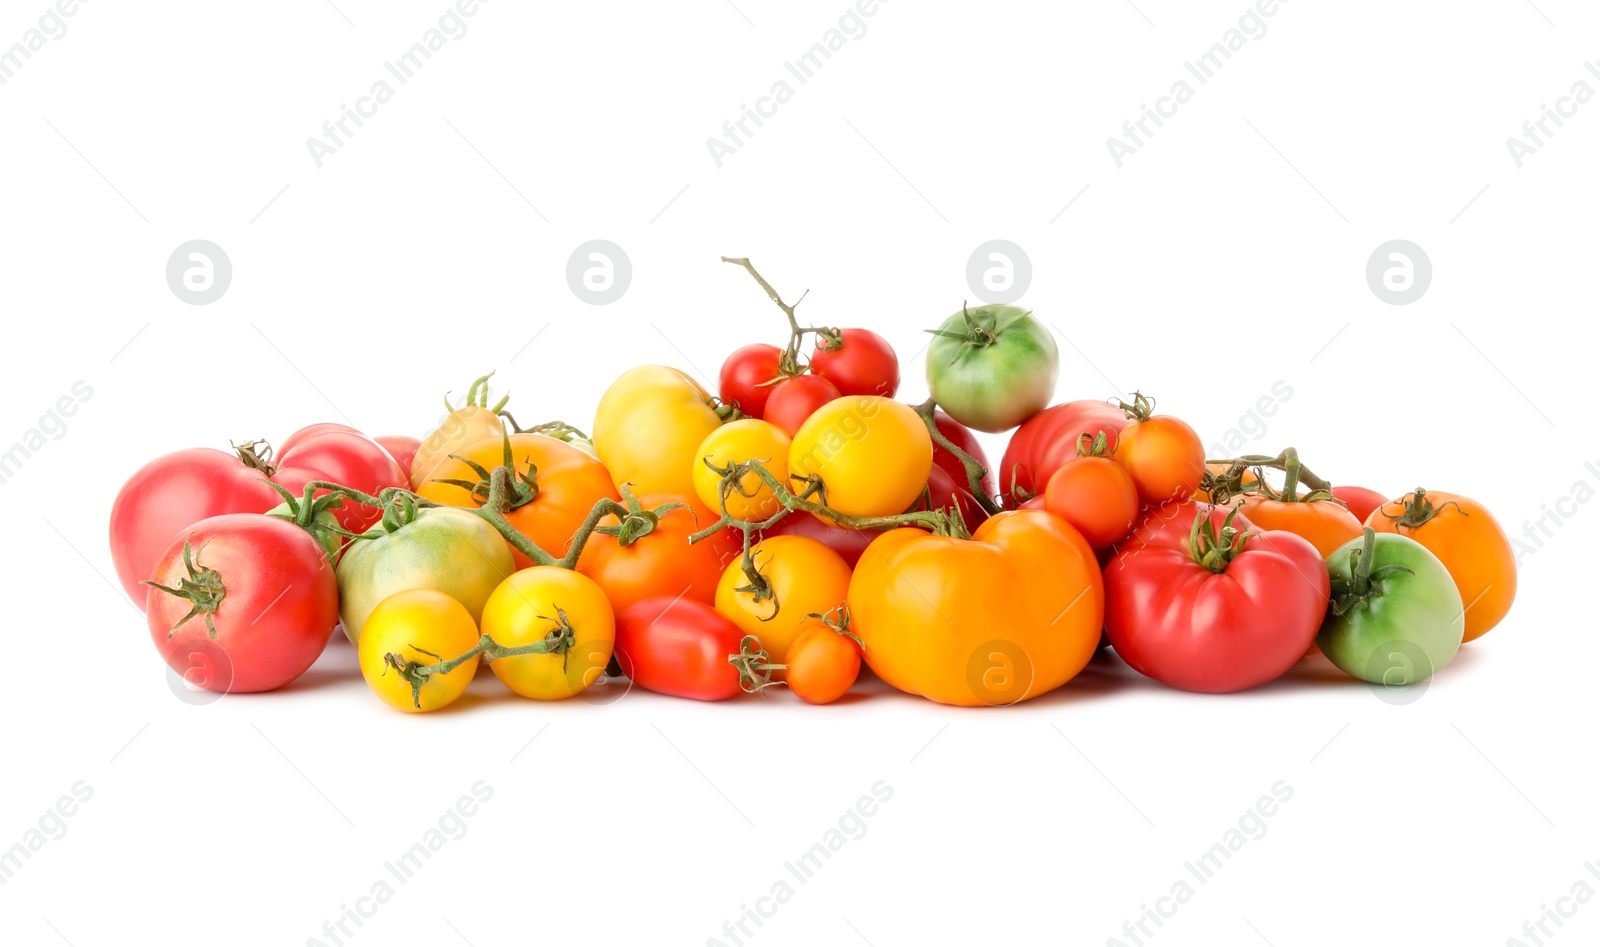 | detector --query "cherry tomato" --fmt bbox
[788,397,932,523]
[692,419,791,521]
[358,589,482,713]
[576,492,742,616]
[614,597,765,701]
[1112,395,1205,505]
[1043,455,1139,549]
[715,535,851,663]
[718,343,785,419]
[1332,485,1389,523]
[764,374,842,438]
[810,328,900,399]
[783,619,862,704]
[1366,489,1516,643]
[481,567,616,700]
